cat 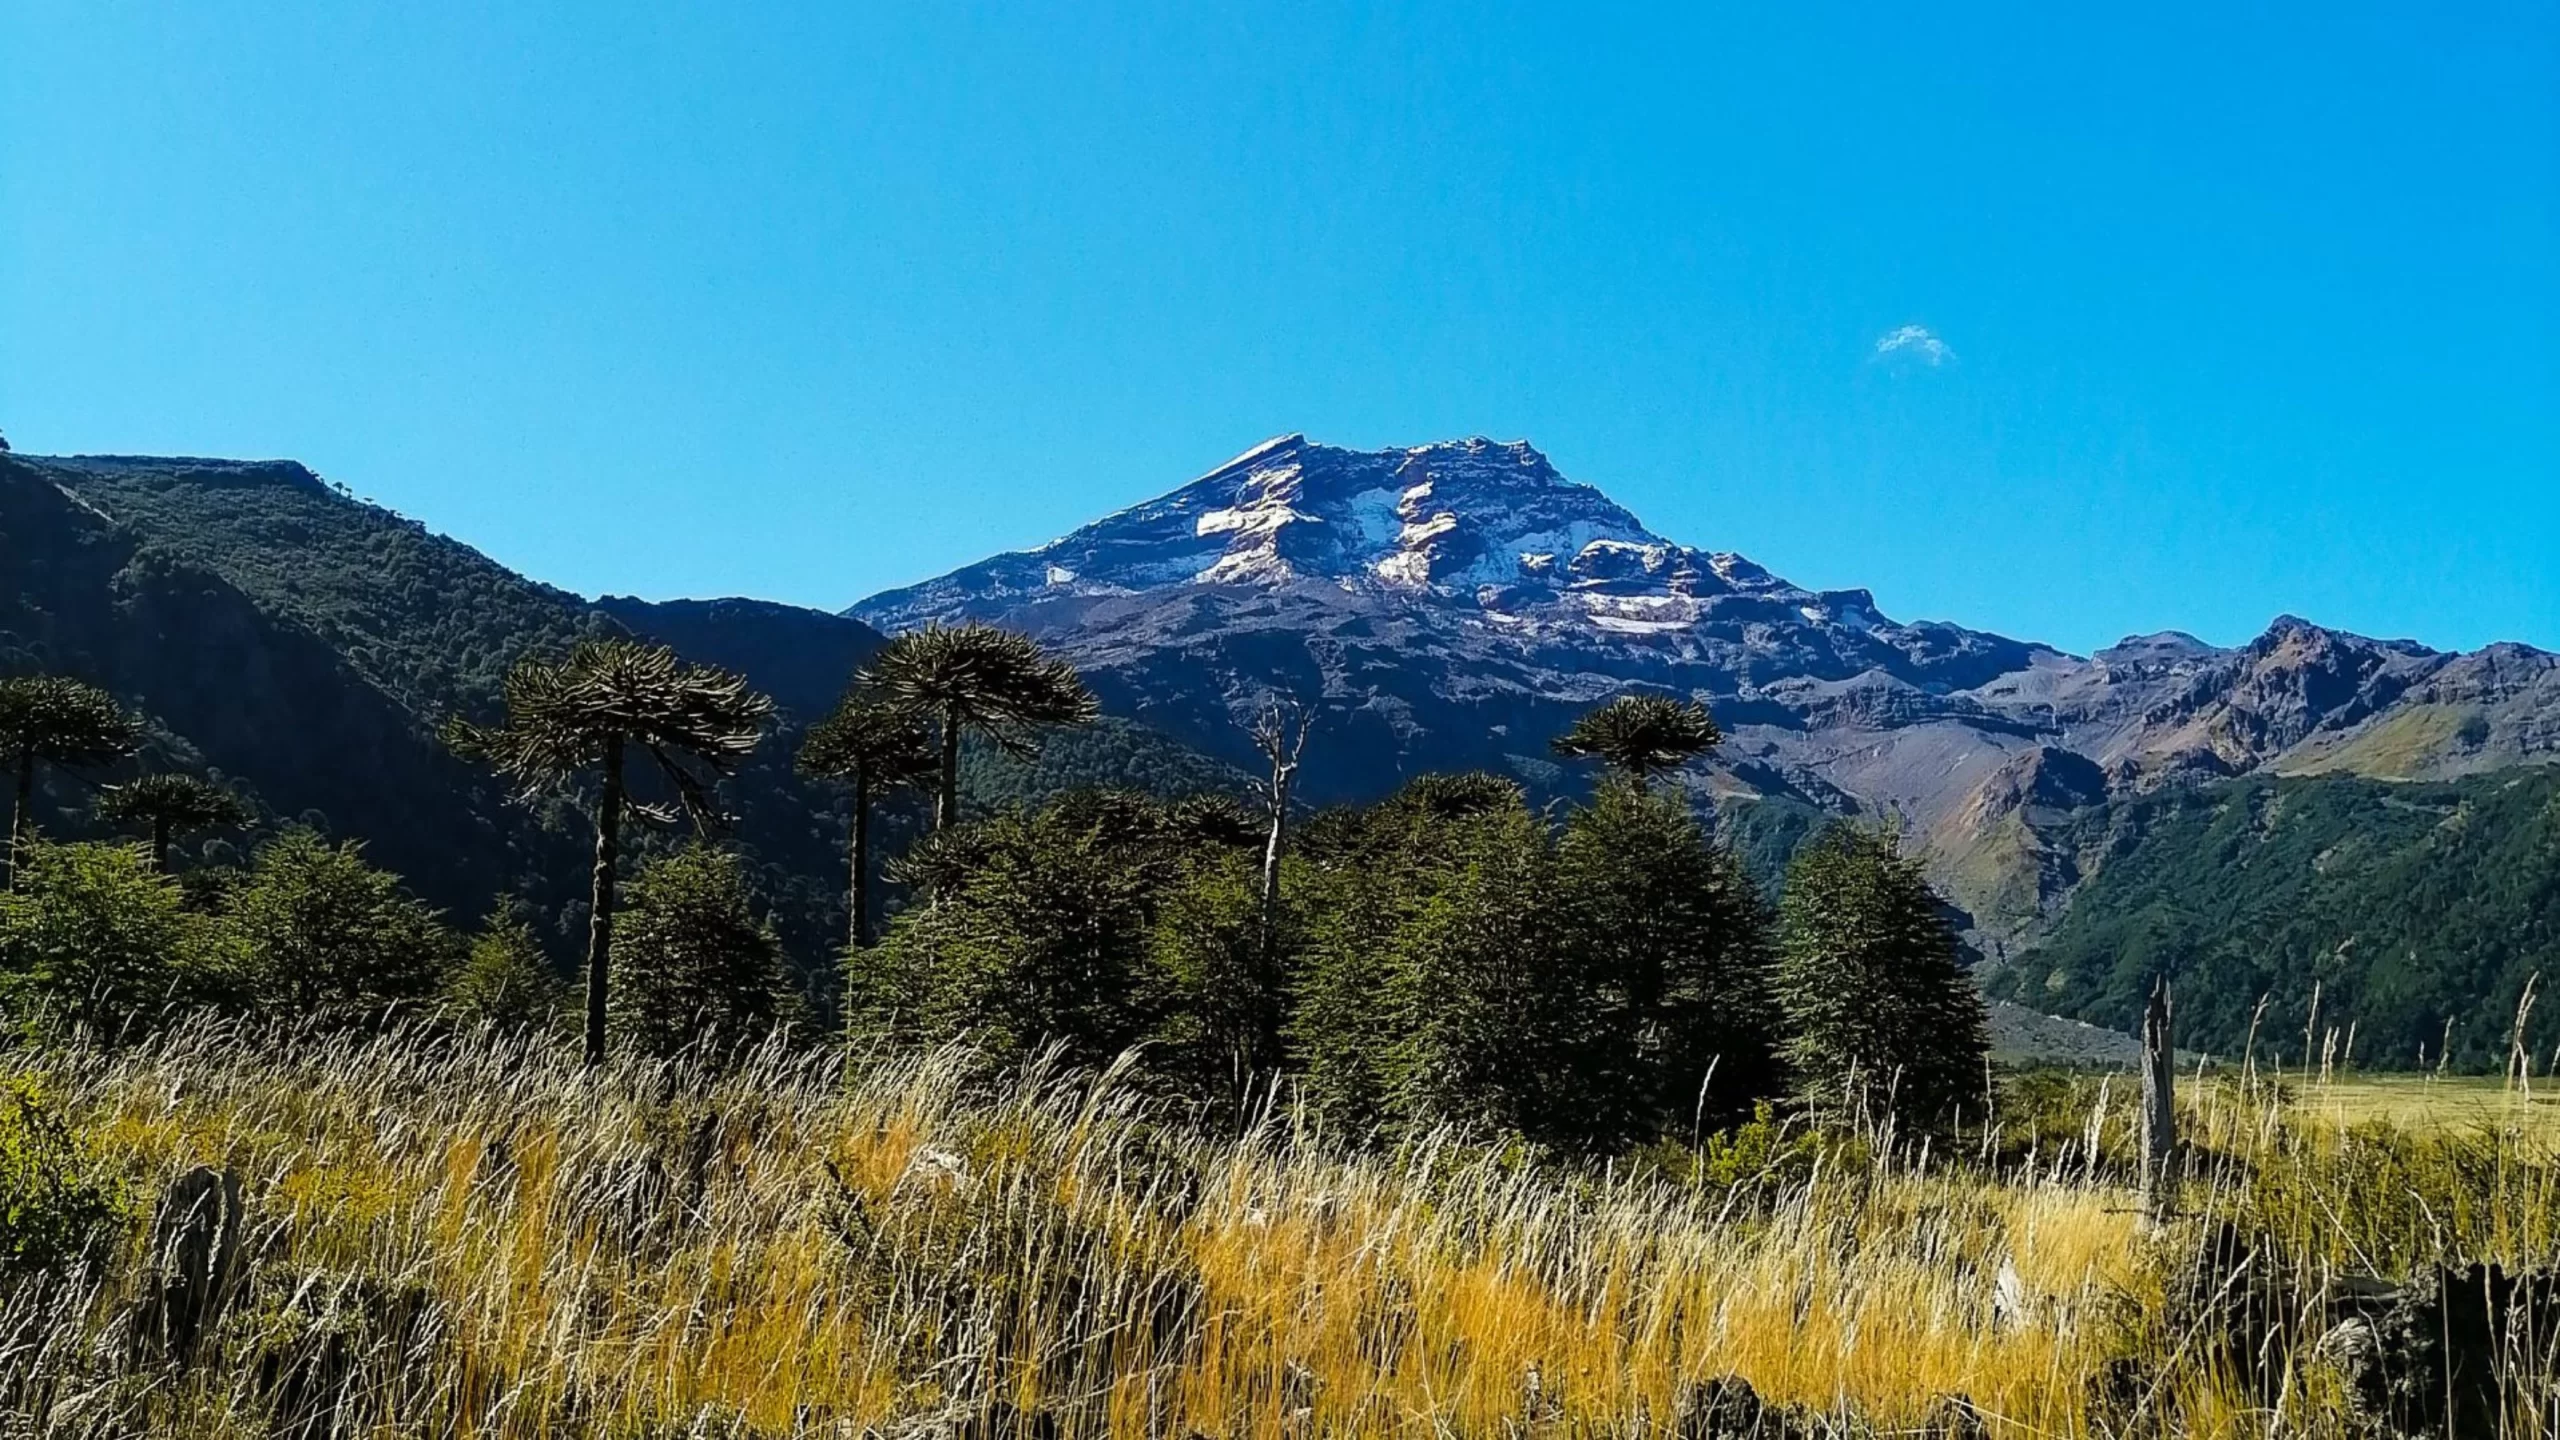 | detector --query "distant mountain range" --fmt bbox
[853,434,2558,942]
[5,438,2553,1063]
